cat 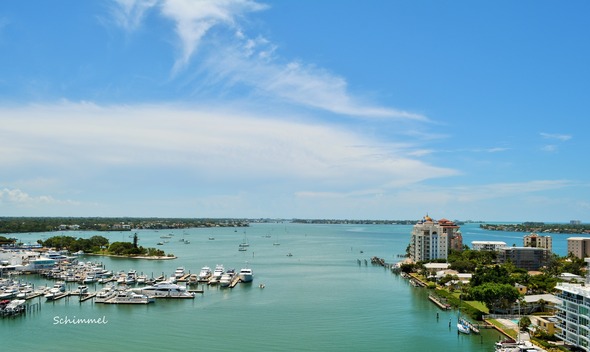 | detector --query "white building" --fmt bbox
[555,283,590,351]
[471,241,506,251]
[408,215,462,262]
